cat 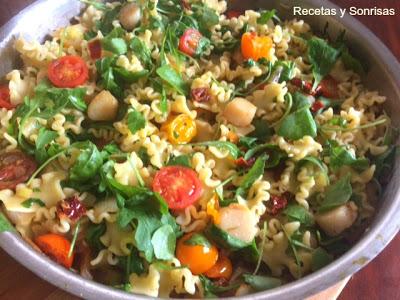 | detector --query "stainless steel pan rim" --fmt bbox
[0,0,399,299]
